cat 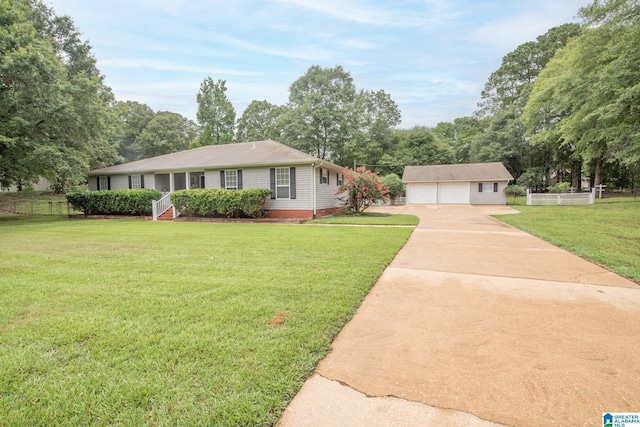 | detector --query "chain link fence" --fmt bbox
[0,196,81,216]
